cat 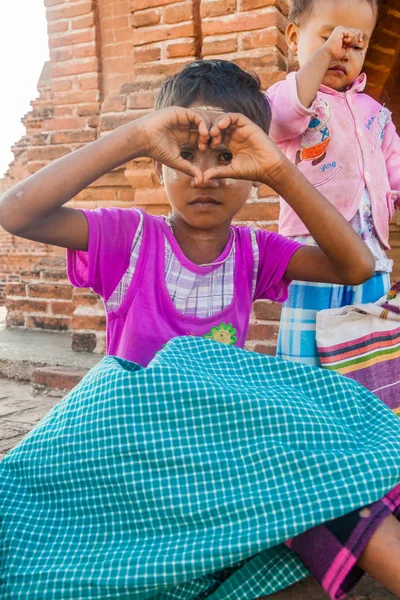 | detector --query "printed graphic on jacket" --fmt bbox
[296,99,332,167]
[372,107,391,152]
